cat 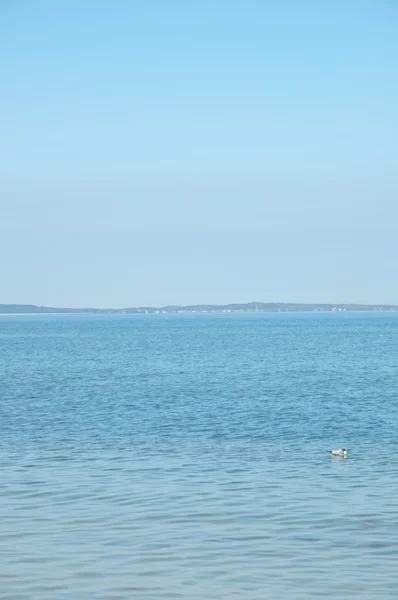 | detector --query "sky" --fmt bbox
[1,0,397,307]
